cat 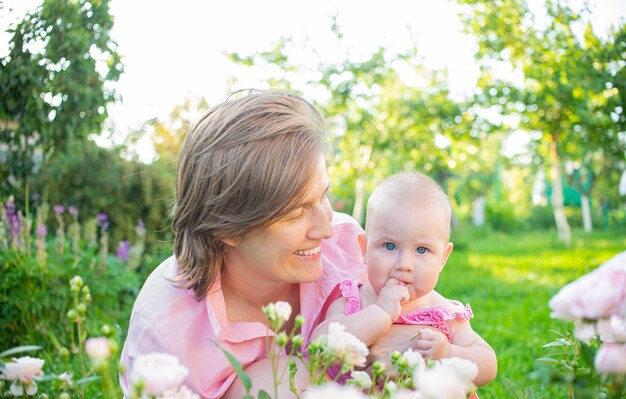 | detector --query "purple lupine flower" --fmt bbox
[116,240,131,261]
[54,205,65,214]
[31,193,41,200]
[5,198,15,219]
[5,199,19,239]
[68,206,78,217]
[97,213,108,225]
[36,225,47,238]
